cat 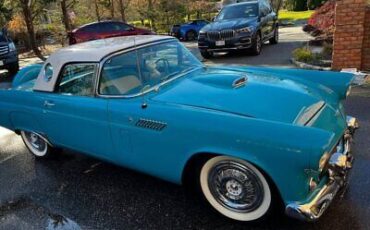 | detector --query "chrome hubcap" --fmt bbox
[25,132,47,152]
[208,161,264,213]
